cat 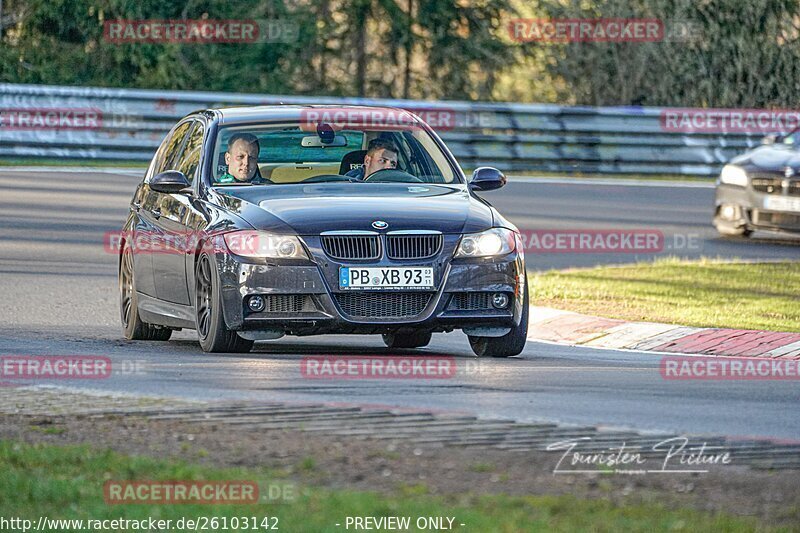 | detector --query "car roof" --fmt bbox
[213,105,423,126]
